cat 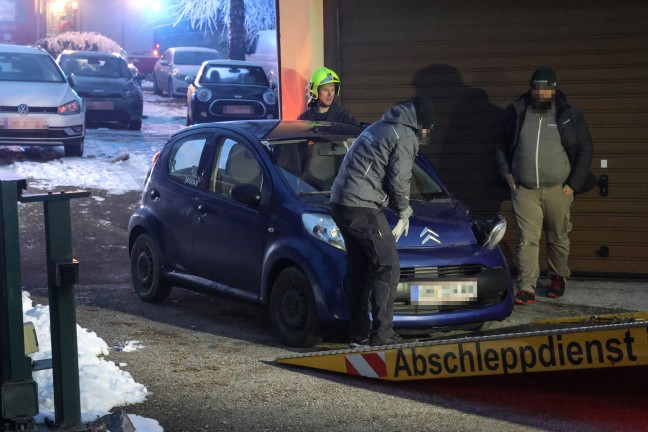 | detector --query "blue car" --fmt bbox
[128,120,513,347]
